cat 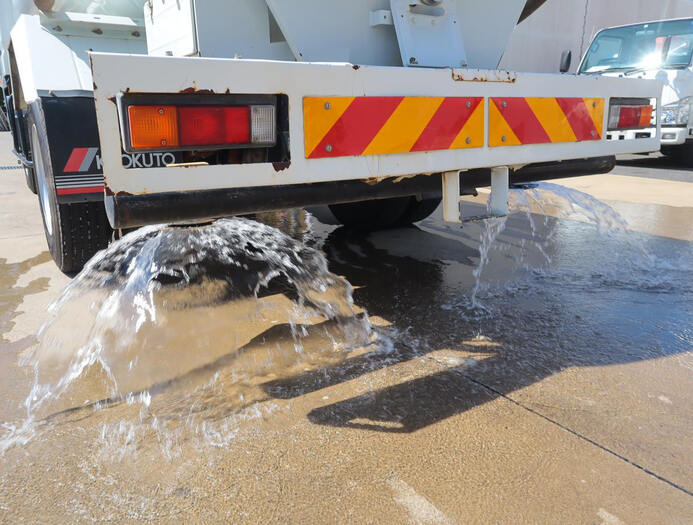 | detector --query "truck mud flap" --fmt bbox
[39,95,180,203]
